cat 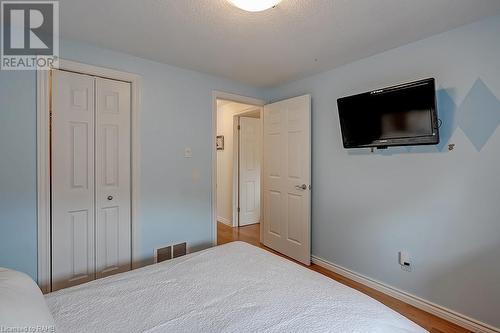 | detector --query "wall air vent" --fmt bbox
[155,246,172,263]
[173,242,187,258]
[155,242,187,263]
